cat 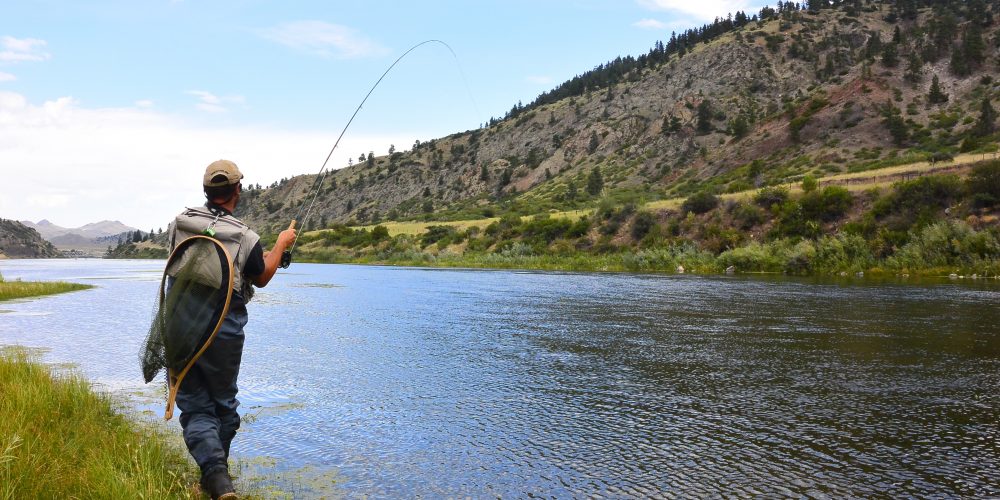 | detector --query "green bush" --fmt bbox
[888,220,1000,271]
[732,203,767,229]
[967,160,1000,208]
[754,186,789,208]
[800,186,853,222]
[682,191,719,214]
[630,212,657,240]
[421,225,457,246]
